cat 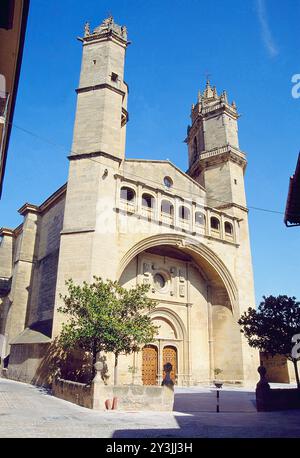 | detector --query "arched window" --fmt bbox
[211,217,220,231]
[142,193,155,209]
[179,206,190,220]
[195,212,206,226]
[164,176,173,189]
[161,200,174,216]
[225,222,233,235]
[120,186,135,202]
